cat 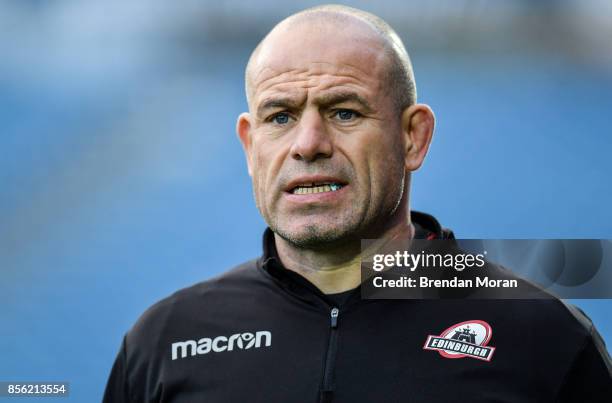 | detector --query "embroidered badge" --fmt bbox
[423,320,495,362]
